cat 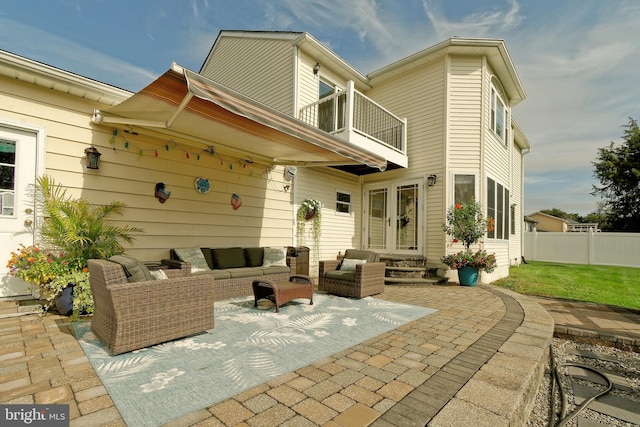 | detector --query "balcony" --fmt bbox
[299,81,407,169]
